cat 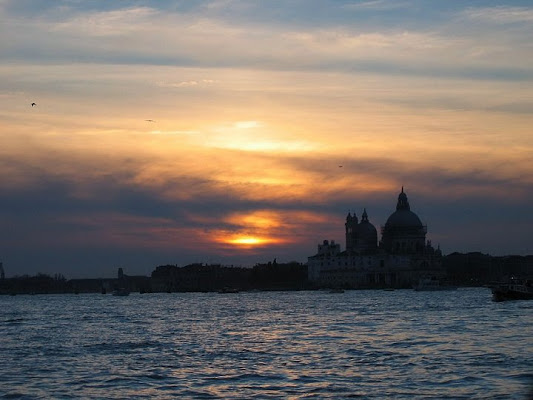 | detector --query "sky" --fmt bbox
[1,0,532,278]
